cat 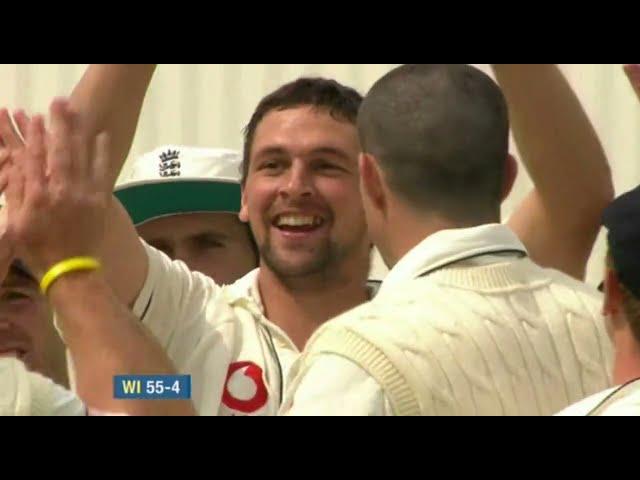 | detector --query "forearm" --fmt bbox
[494,64,614,278]
[68,66,155,306]
[492,64,613,210]
[101,197,149,307]
[49,269,195,416]
[69,64,156,186]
